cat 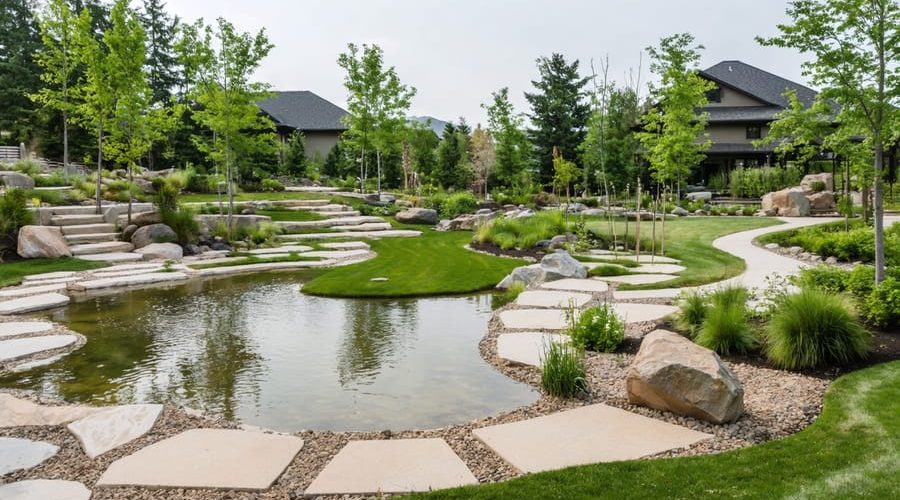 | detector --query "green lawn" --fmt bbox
[0,258,108,287]
[585,217,781,289]
[257,209,325,222]
[420,360,900,499]
[301,230,524,297]
[180,191,337,203]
